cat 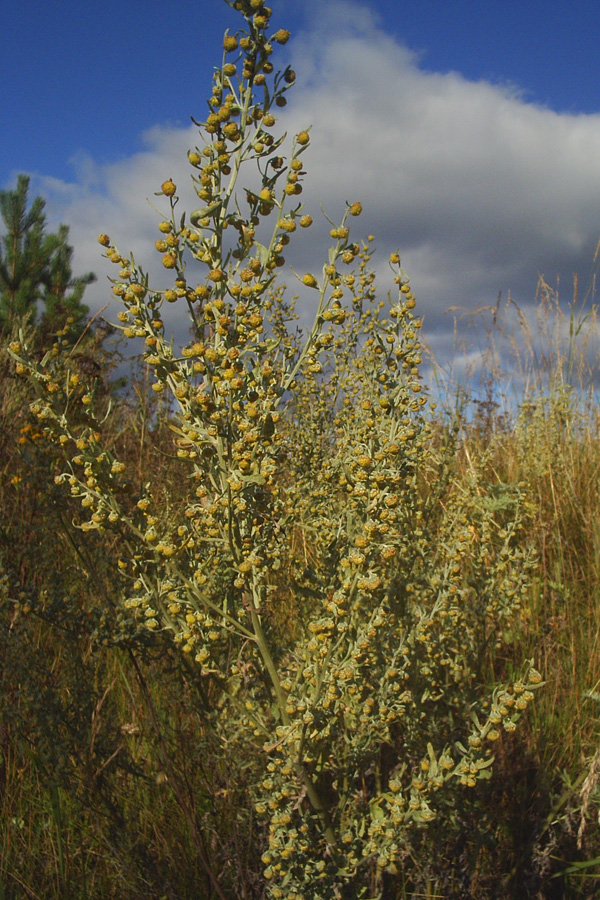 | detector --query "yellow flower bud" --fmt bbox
[330,226,349,239]
[97,233,111,246]
[161,179,176,197]
[302,273,318,288]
